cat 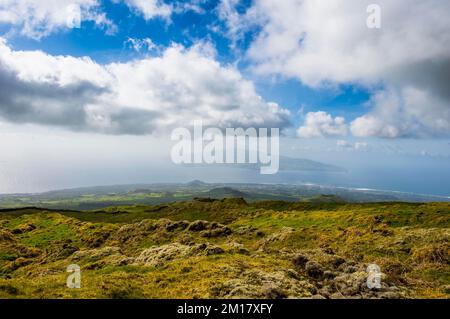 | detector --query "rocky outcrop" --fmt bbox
[210,269,316,299]
[134,243,226,267]
[292,250,405,299]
